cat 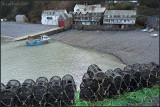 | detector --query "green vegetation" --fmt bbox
[0,0,159,23]
[74,84,159,106]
